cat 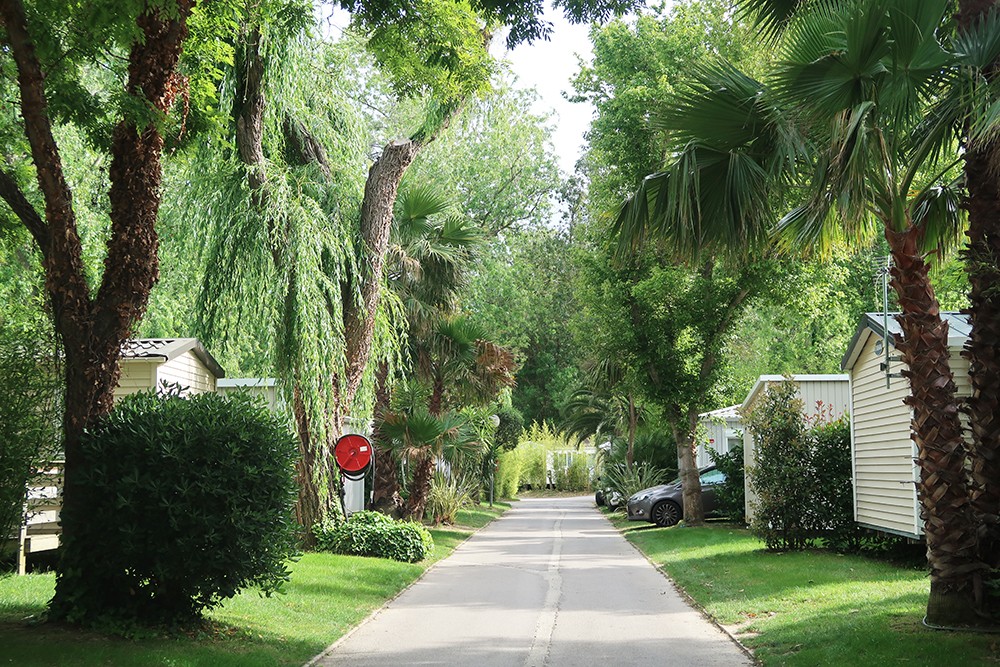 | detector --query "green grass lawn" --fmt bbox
[605,511,1000,666]
[0,502,510,667]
